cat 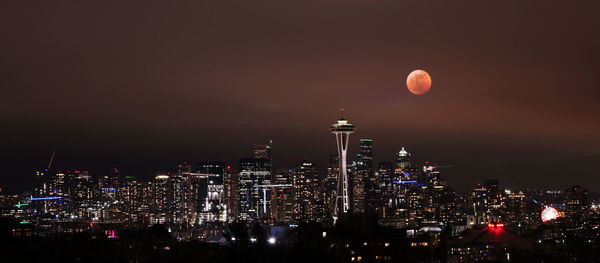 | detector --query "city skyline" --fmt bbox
[2,1,600,261]
[2,1,599,194]
[1,110,599,194]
